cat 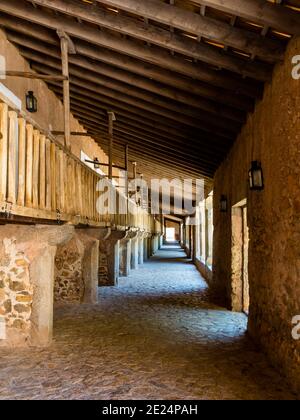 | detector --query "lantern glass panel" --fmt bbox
[253,168,263,187]
[249,161,264,190]
[26,91,37,113]
[220,195,227,212]
[94,158,100,170]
